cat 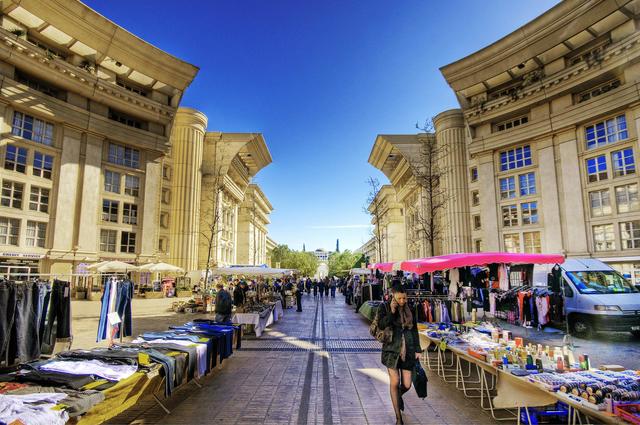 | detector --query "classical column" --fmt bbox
[537,138,564,253]
[434,109,472,254]
[477,152,500,251]
[76,134,103,256]
[168,108,207,272]
[140,152,162,260]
